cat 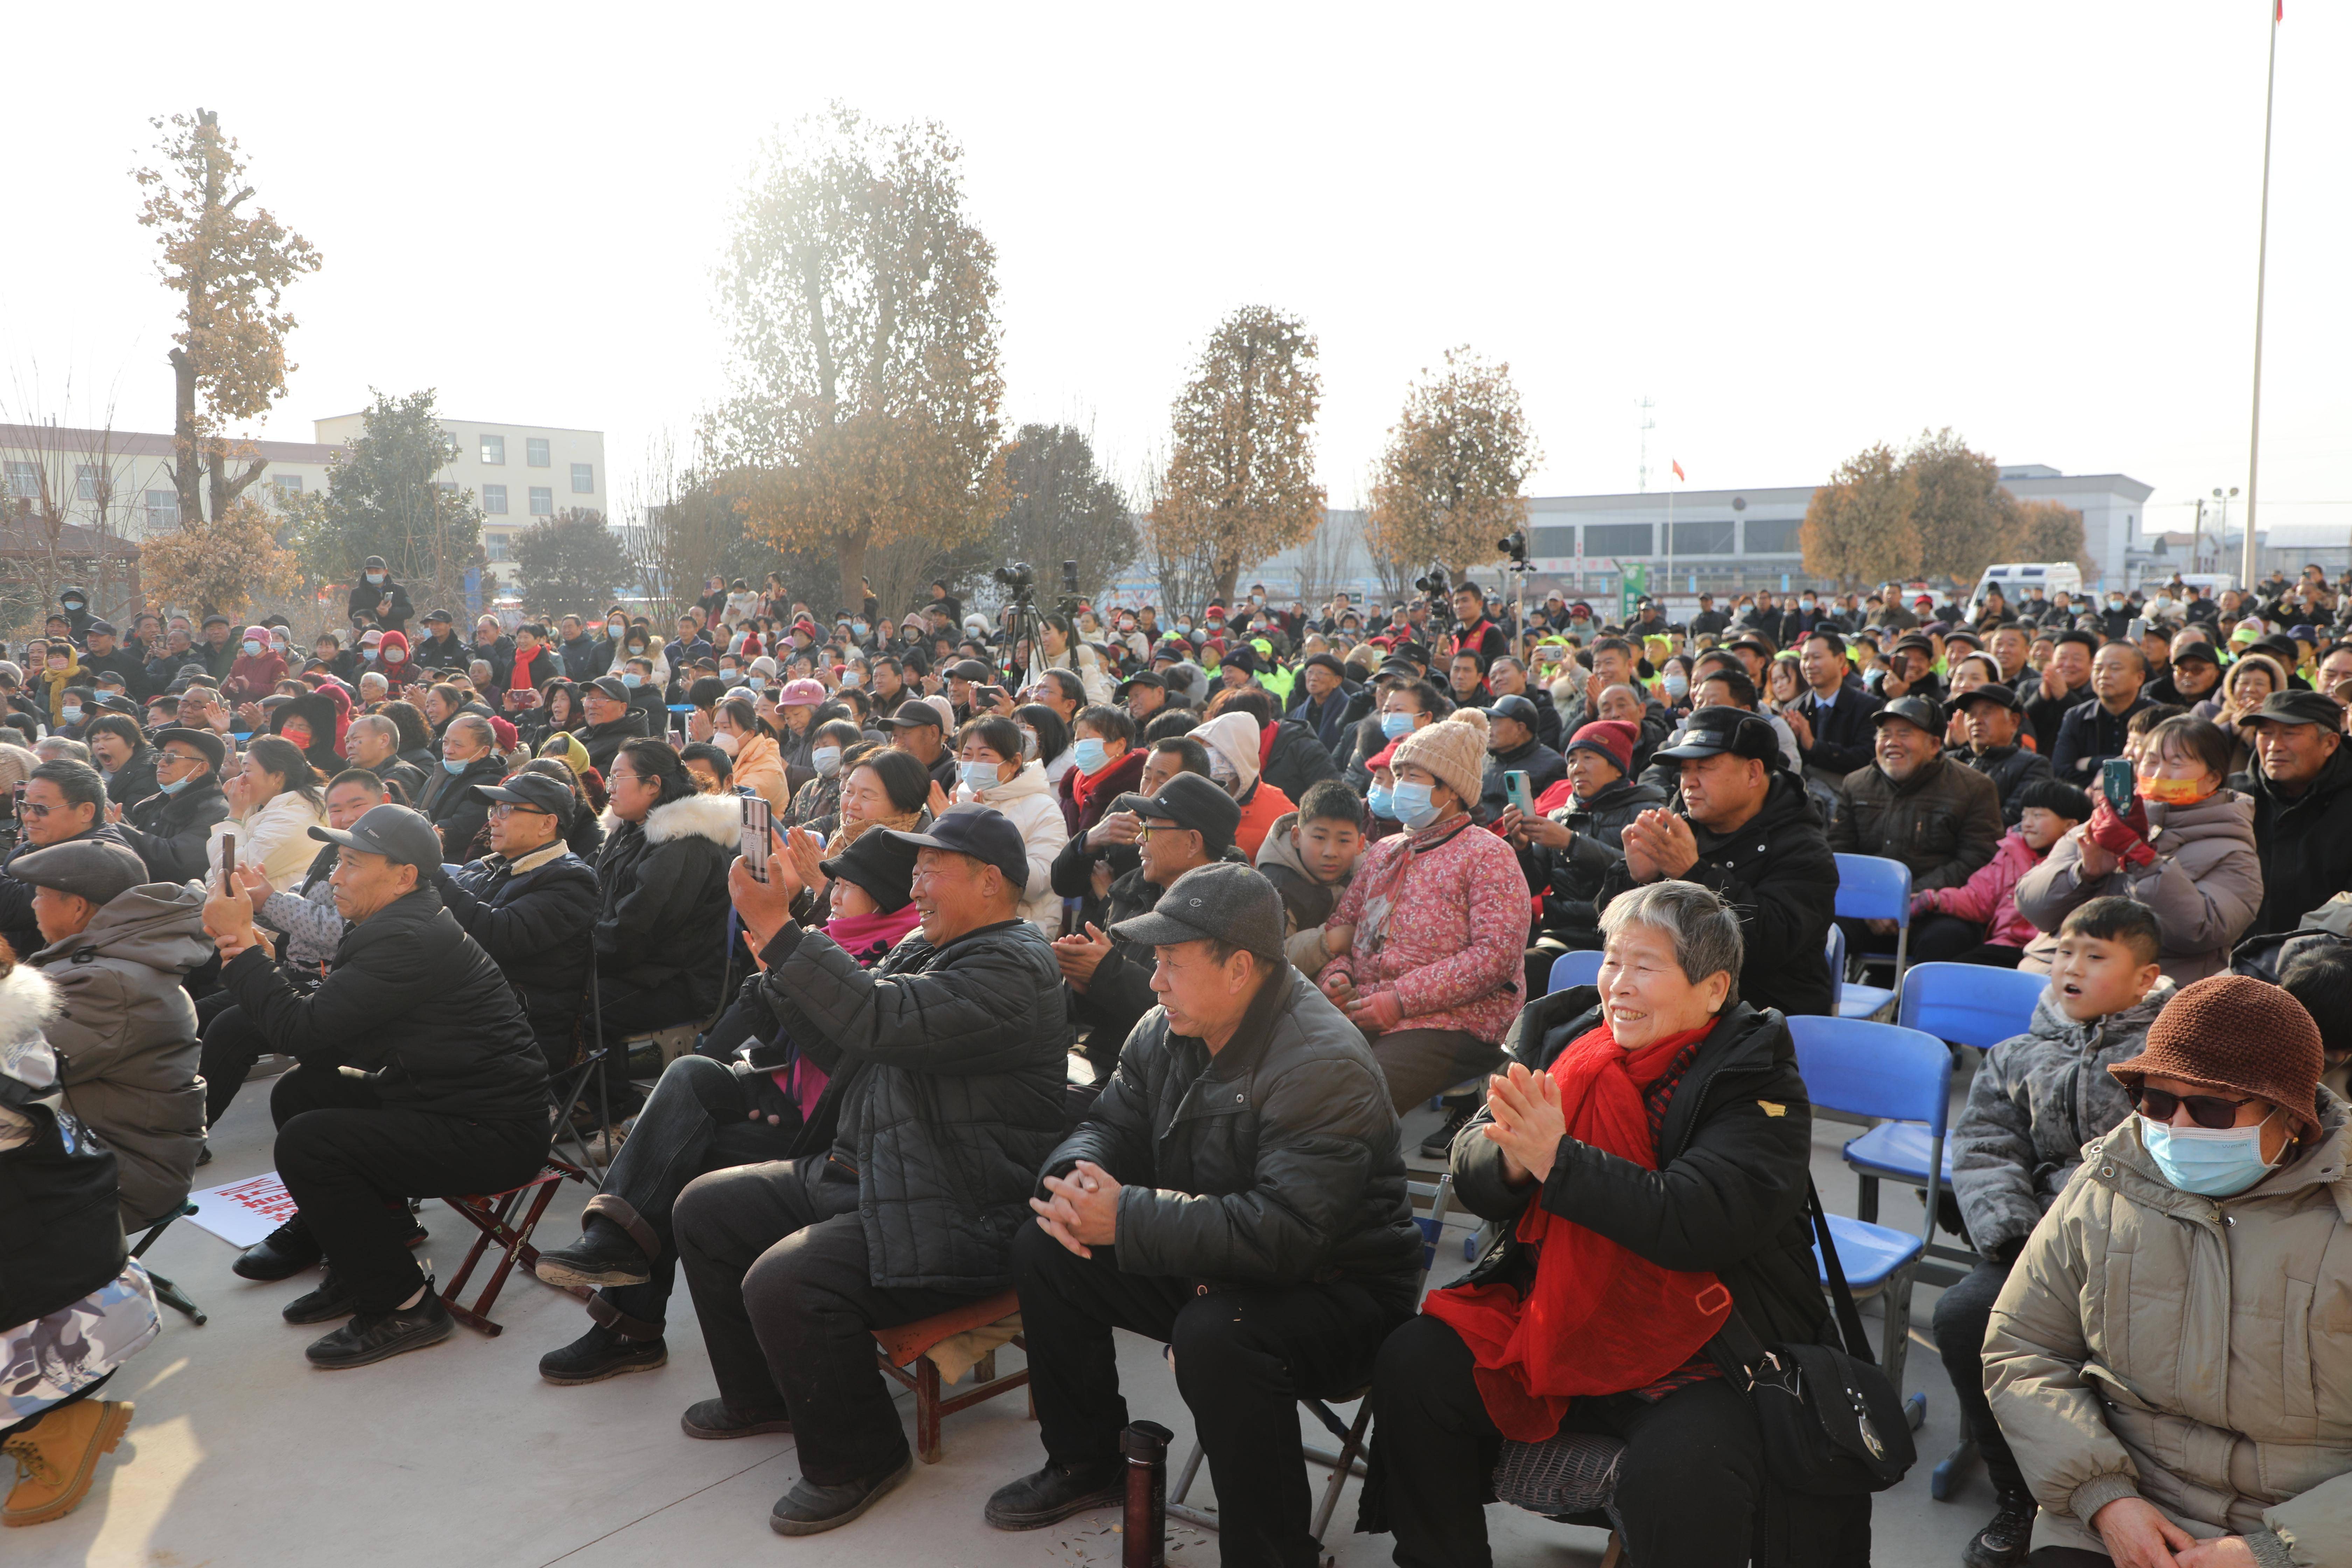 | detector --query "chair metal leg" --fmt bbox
[1309,1399,1374,1543]
[1931,1436,1980,1501]
[1166,1437,1217,1531]
[1857,1172,1879,1225]
[1599,1533,1625,1568]
[145,1270,206,1326]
